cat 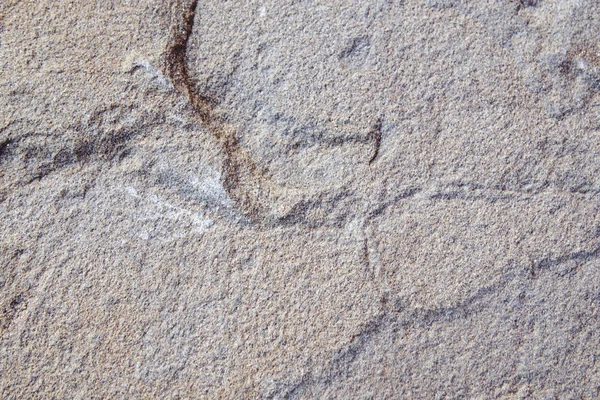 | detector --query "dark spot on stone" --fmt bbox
[8,294,23,309]
[74,140,94,162]
[117,147,132,161]
[28,162,53,182]
[0,138,12,160]
[1,293,28,331]
[380,294,389,306]
[558,59,572,75]
[53,149,76,168]
[519,0,538,6]
[339,35,371,59]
